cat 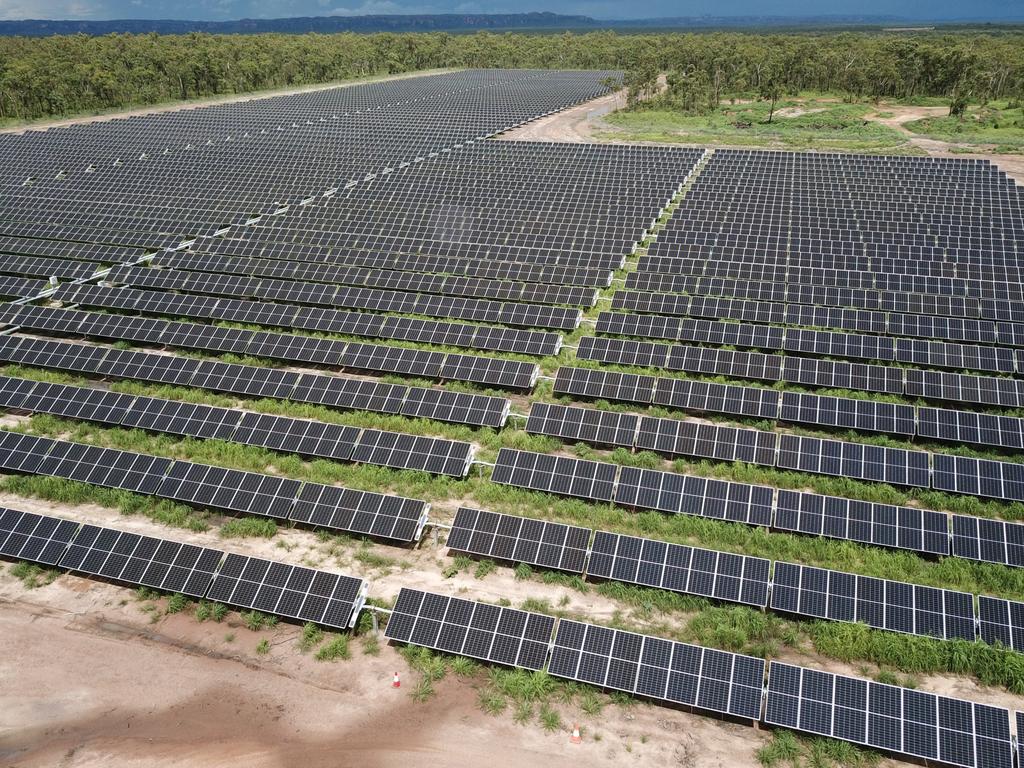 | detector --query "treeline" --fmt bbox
[0,30,1022,122]
[623,32,1024,117]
